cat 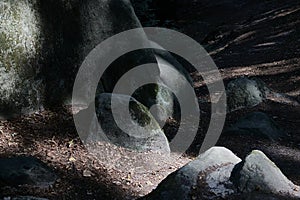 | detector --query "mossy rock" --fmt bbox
[0,0,44,117]
[0,0,179,121]
[94,93,170,153]
[226,77,270,112]
[0,0,149,117]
